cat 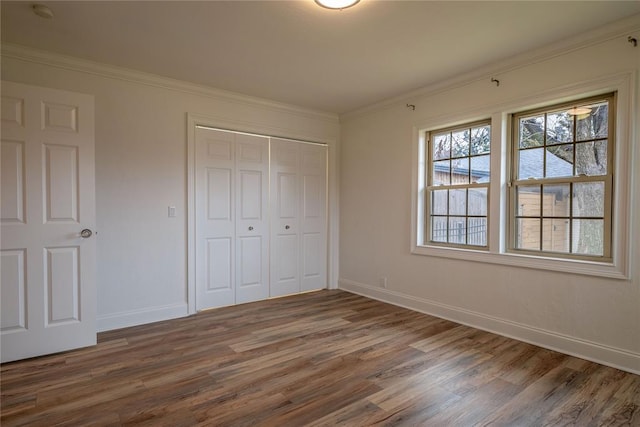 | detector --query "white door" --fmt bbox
[1,81,96,363]
[270,138,327,297]
[234,133,269,304]
[299,143,327,292]
[195,127,269,310]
